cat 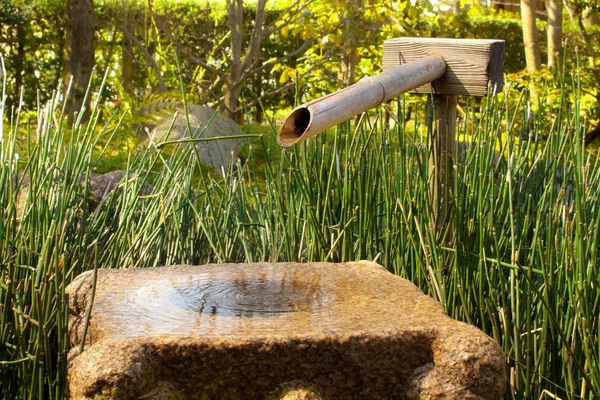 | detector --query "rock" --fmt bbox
[86,170,127,204]
[66,261,505,400]
[267,381,324,400]
[14,170,133,219]
[145,104,247,171]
